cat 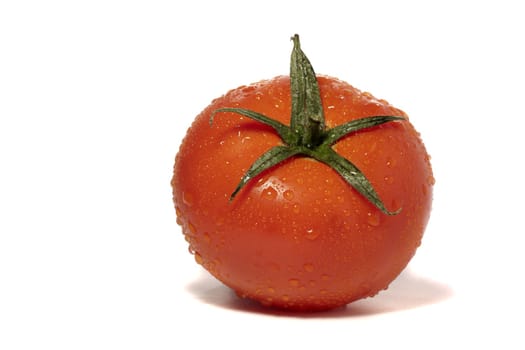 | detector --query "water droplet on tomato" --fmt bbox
[288,278,300,287]
[305,228,320,240]
[176,210,185,226]
[386,157,397,168]
[241,85,256,94]
[187,221,197,234]
[303,263,314,272]
[384,175,395,184]
[182,192,194,206]
[235,290,247,299]
[422,183,428,196]
[292,204,300,214]
[281,295,290,302]
[194,252,203,265]
[367,212,381,227]
[261,298,273,306]
[267,287,275,294]
[206,260,217,273]
[391,199,401,212]
[283,190,294,201]
[261,187,277,200]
